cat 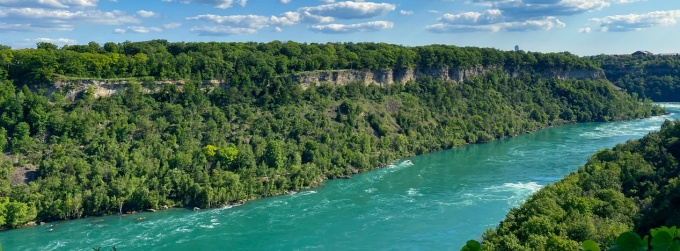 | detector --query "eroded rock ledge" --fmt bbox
[49,66,604,100]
